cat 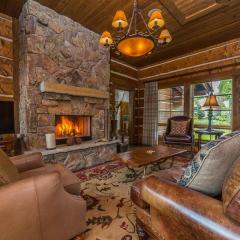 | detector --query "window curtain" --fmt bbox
[142,81,158,146]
